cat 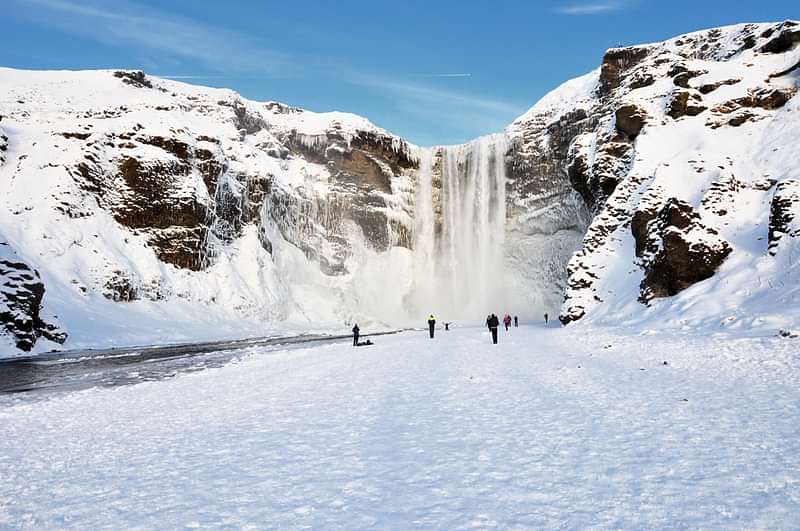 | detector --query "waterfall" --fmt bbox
[409,134,508,322]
